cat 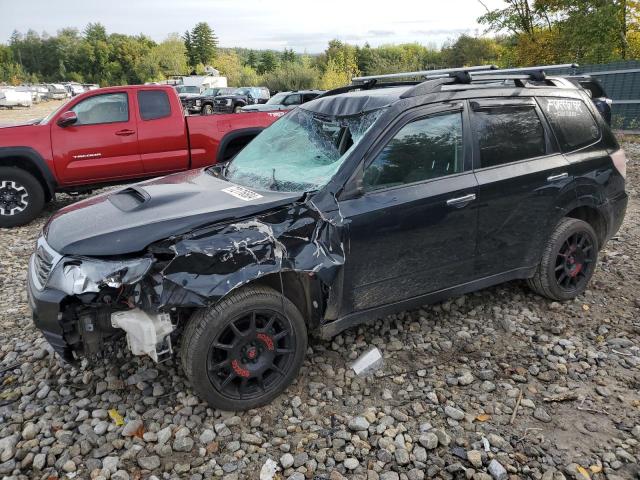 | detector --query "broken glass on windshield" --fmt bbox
[226,107,386,192]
